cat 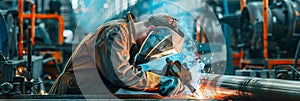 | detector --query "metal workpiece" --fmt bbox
[199,74,300,100]
[0,94,200,100]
